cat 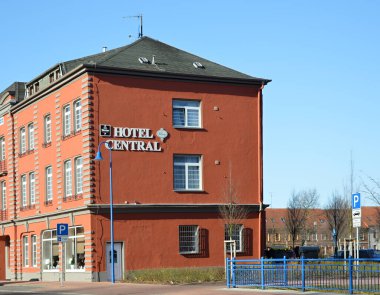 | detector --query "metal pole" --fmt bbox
[109,147,115,283]
[61,241,65,287]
